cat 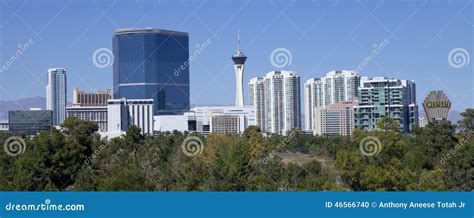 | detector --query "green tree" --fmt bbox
[247,128,267,161]
[0,132,21,190]
[442,133,474,191]
[75,166,98,191]
[247,160,285,191]
[458,108,474,130]
[98,157,154,191]
[243,125,261,139]
[300,161,324,190]
[417,169,446,191]
[376,116,401,133]
[124,125,144,158]
[210,138,251,191]
[334,150,365,190]
[174,157,207,191]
